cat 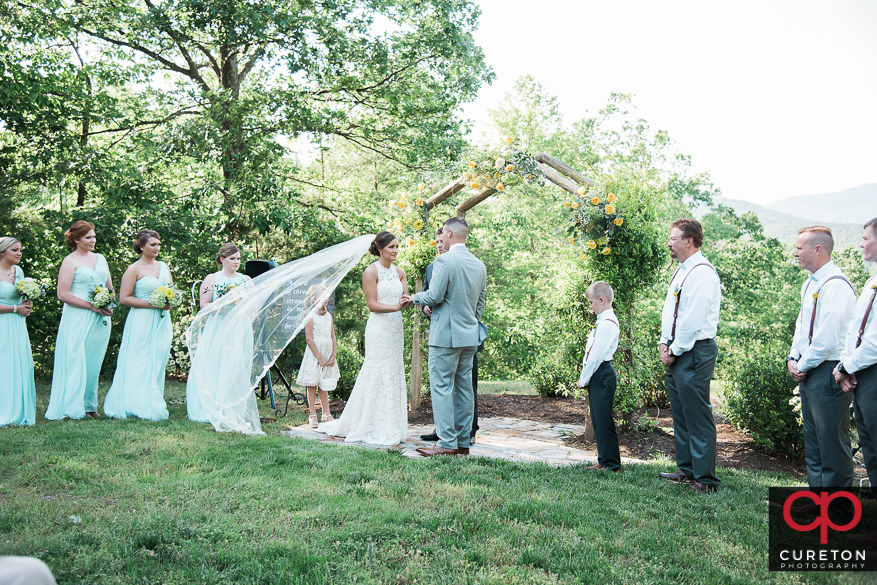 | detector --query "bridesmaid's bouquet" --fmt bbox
[88,284,119,326]
[17,278,47,301]
[213,282,238,299]
[149,285,183,317]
